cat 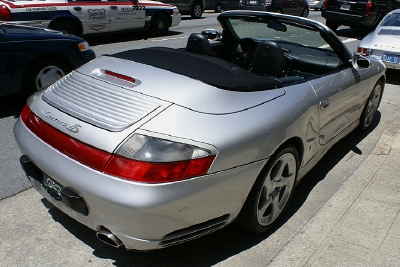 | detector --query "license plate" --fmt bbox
[340,4,350,10]
[42,173,64,200]
[381,53,400,64]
